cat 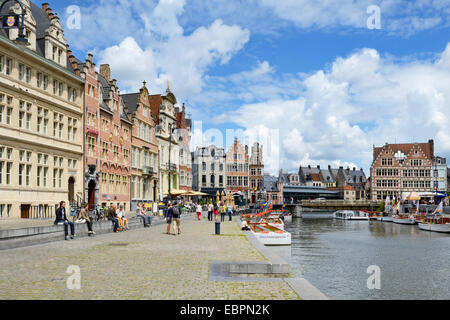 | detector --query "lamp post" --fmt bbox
[0,0,29,45]
[168,123,173,203]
